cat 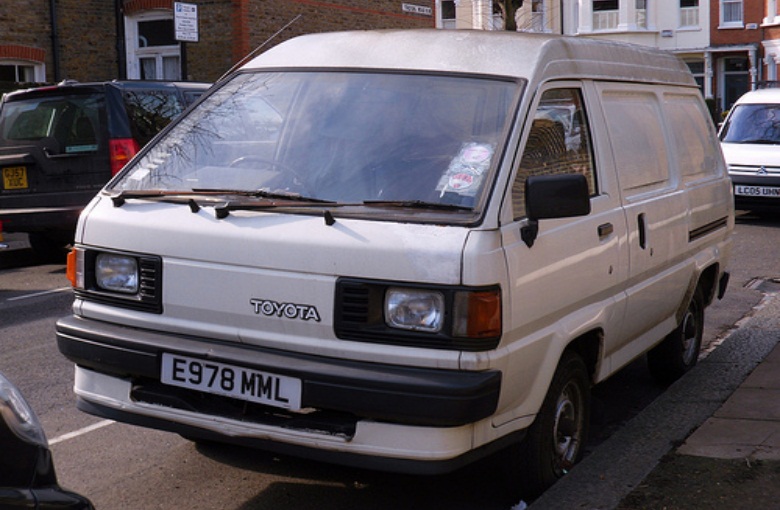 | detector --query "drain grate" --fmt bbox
[745,277,780,293]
